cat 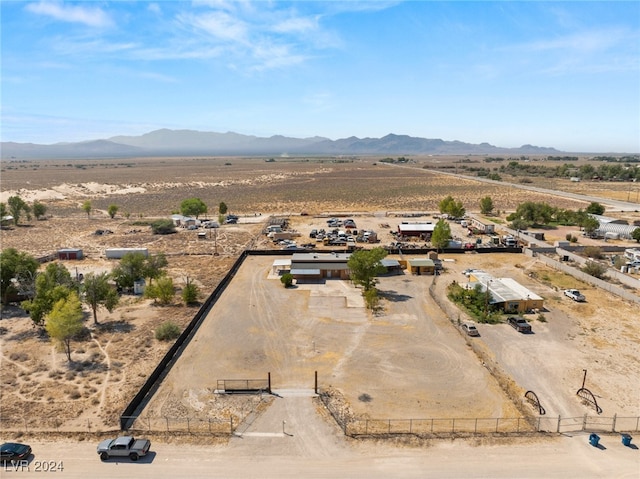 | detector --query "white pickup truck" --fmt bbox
[564,289,586,302]
[97,436,151,461]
